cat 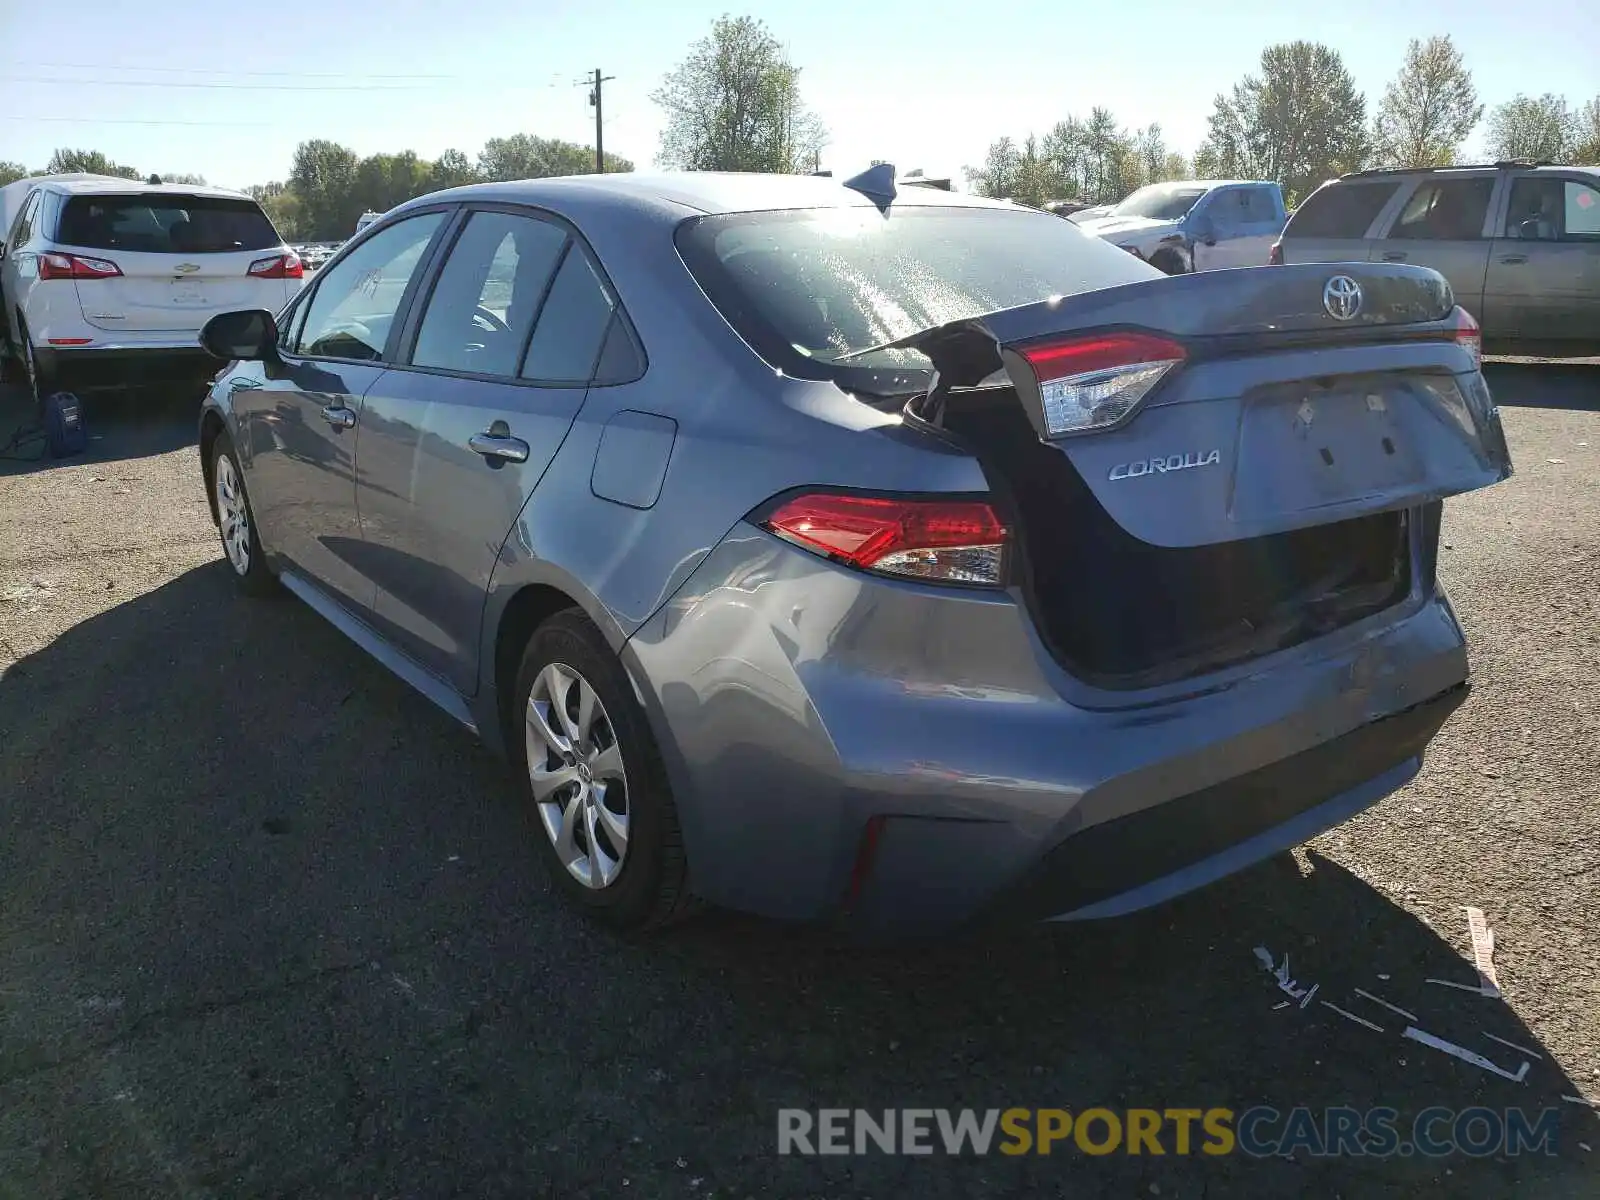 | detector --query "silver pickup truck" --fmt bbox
[1075,179,1288,274]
